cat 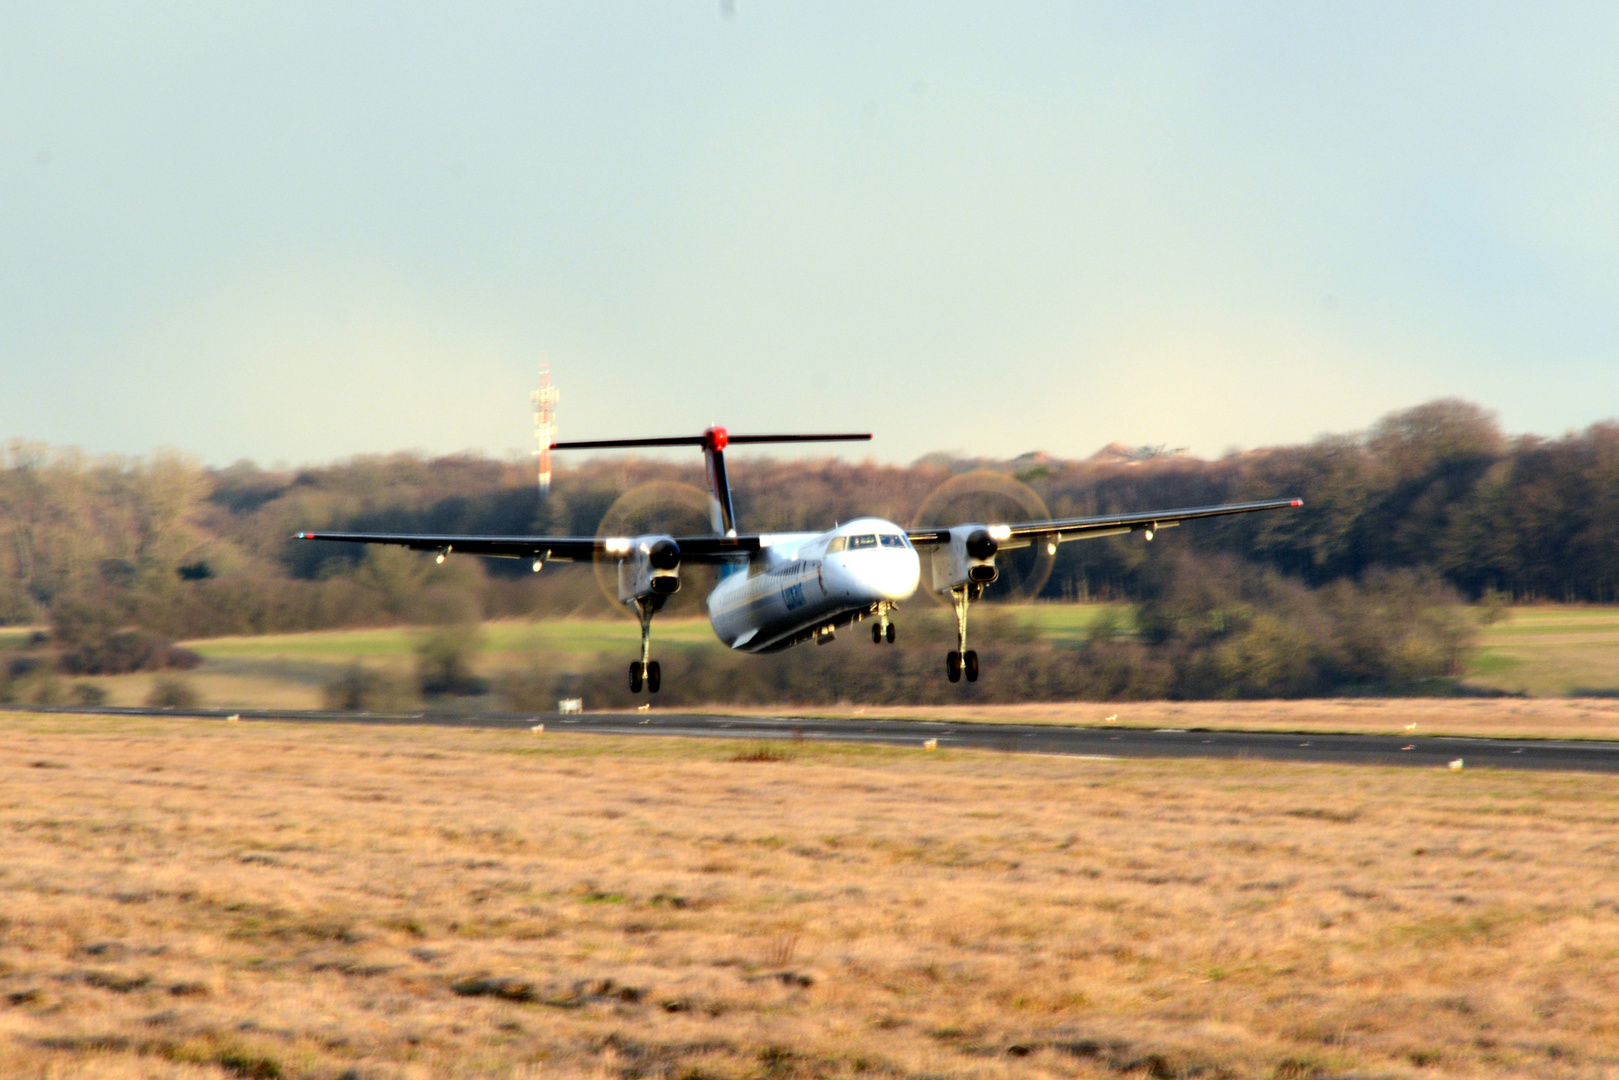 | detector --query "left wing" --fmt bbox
[907,497,1302,550]
[293,531,761,562]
